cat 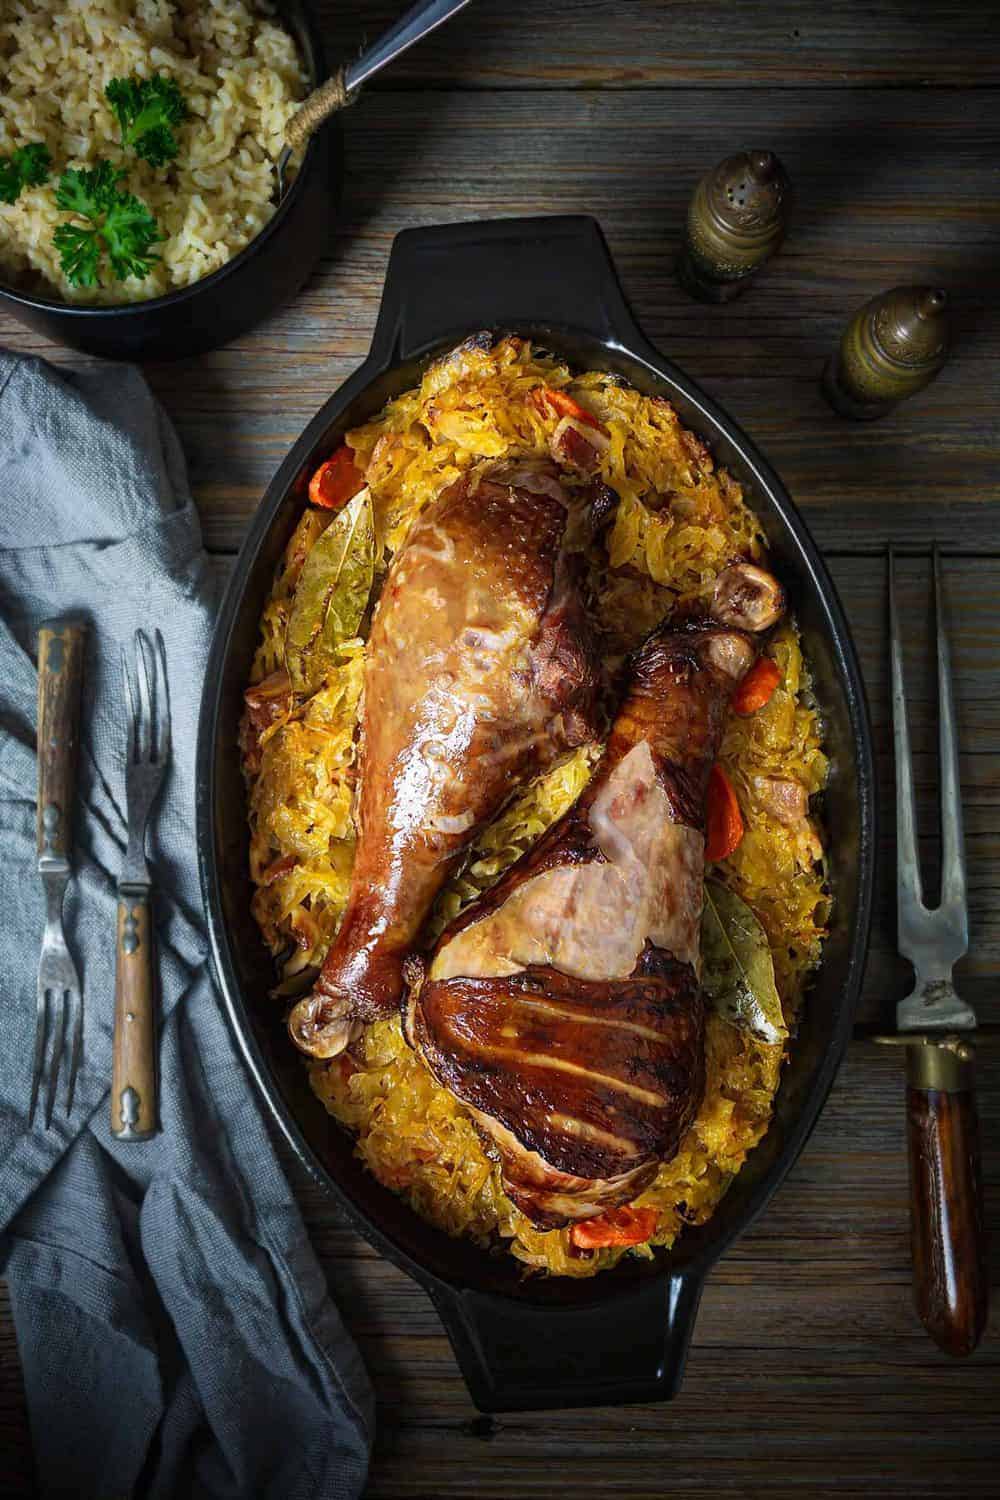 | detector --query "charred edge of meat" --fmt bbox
[501,1156,660,1231]
[412,960,705,1184]
[712,562,785,634]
